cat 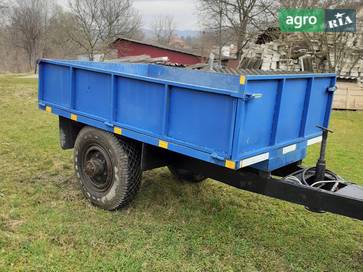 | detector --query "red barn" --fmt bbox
[113,37,203,65]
